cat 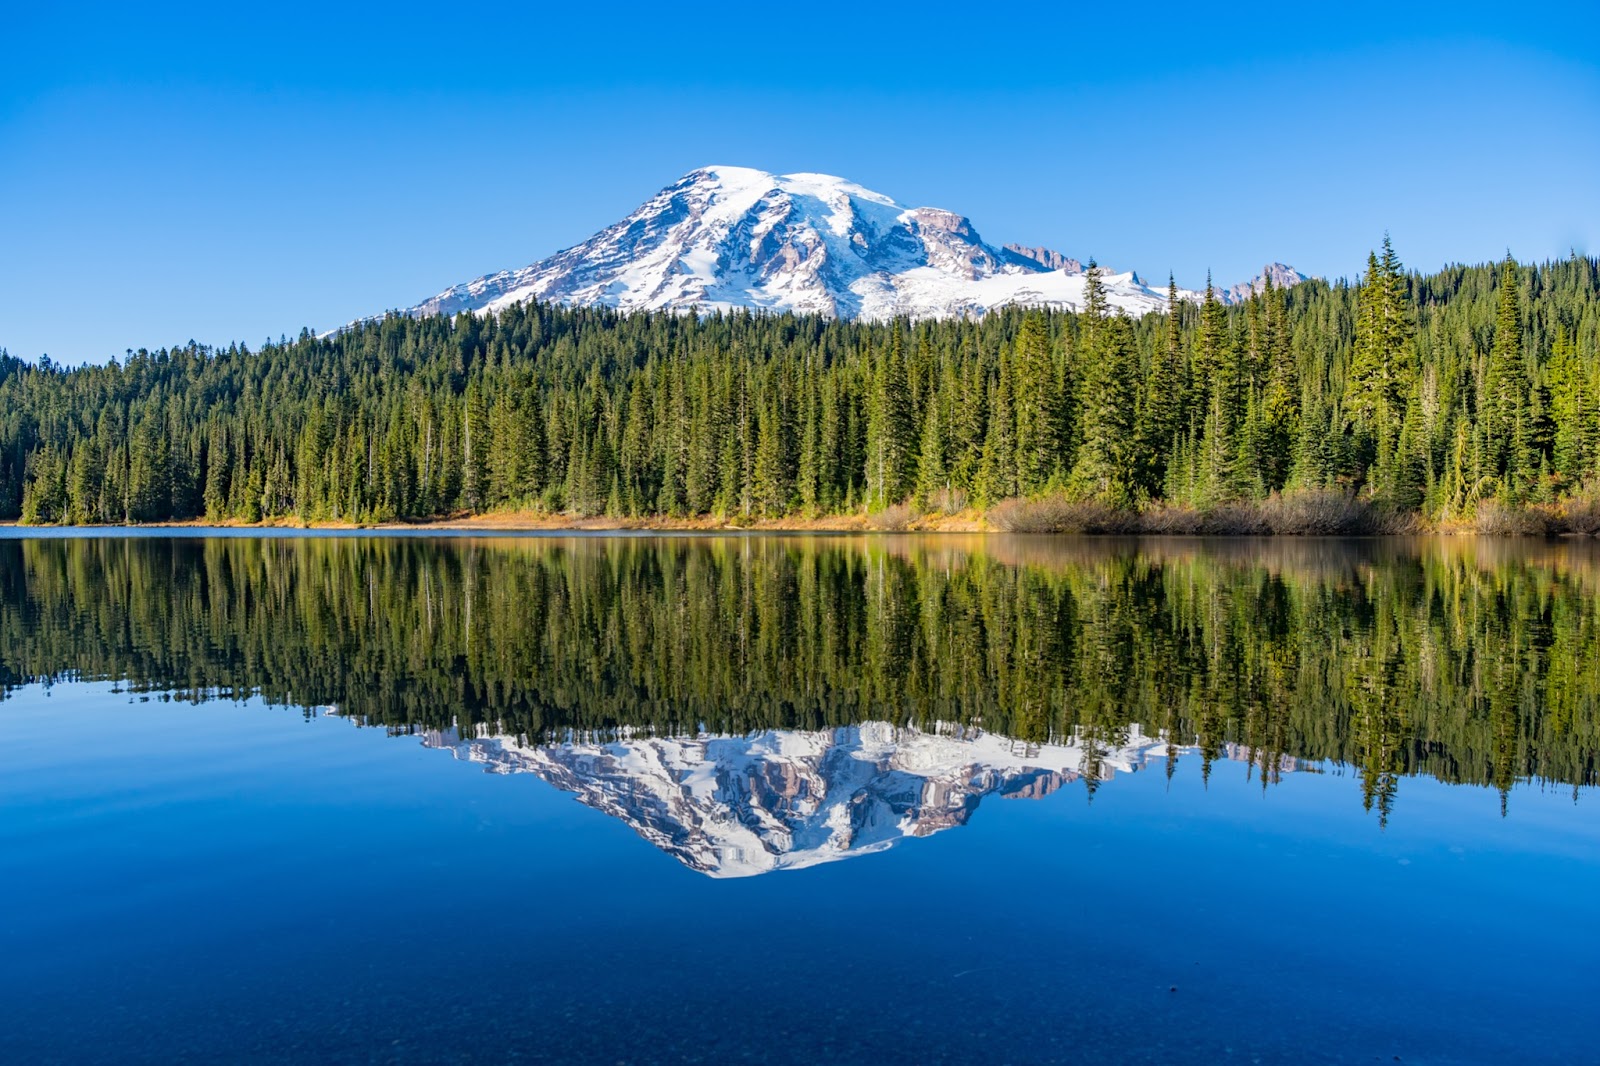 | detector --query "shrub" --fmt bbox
[868,502,914,531]
[1259,490,1379,535]
[987,489,1412,536]
[1555,486,1600,536]
[1138,503,1205,535]
[924,486,969,515]
[1474,499,1553,536]
[988,496,1138,533]
[1194,502,1271,535]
